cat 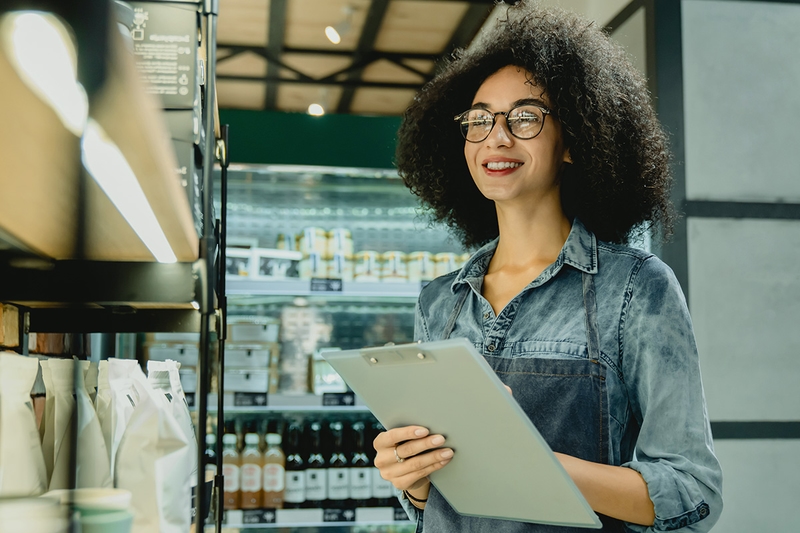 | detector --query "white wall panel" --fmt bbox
[682,0,800,203]
[687,218,800,421]
[712,439,800,533]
